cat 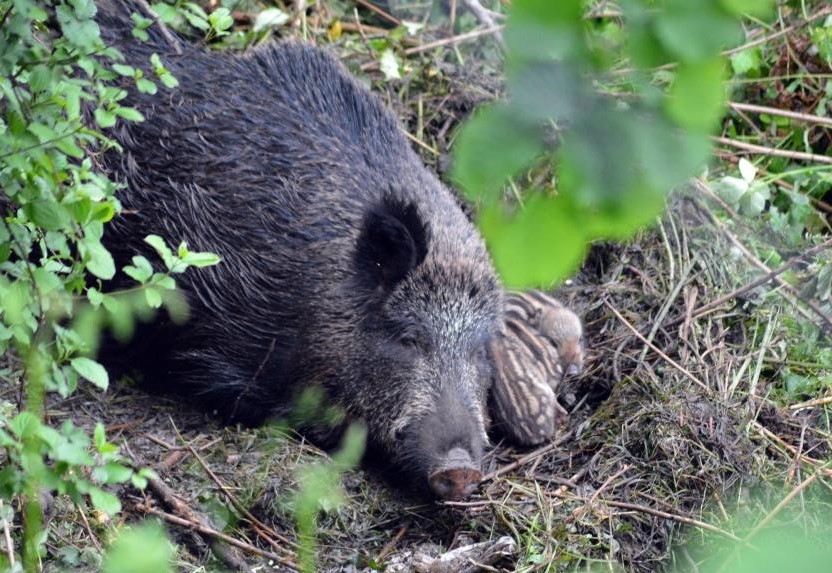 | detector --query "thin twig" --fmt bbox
[353,0,400,25]
[361,25,504,72]
[742,472,820,543]
[136,0,183,55]
[461,0,505,49]
[578,496,742,542]
[789,395,832,411]
[723,5,832,56]
[588,464,630,504]
[482,431,574,482]
[693,184,832,332]
[404,25,504,56]
[376,523,410,563]
[0,499,14,567]
[137,504,297,567]
[184,442,299,552]
[75,503,103,552]
[729,102,832,128]
[755,424,832,478]
[603,299,711,393]
[713,136,832,165]
[671,237,832,325]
